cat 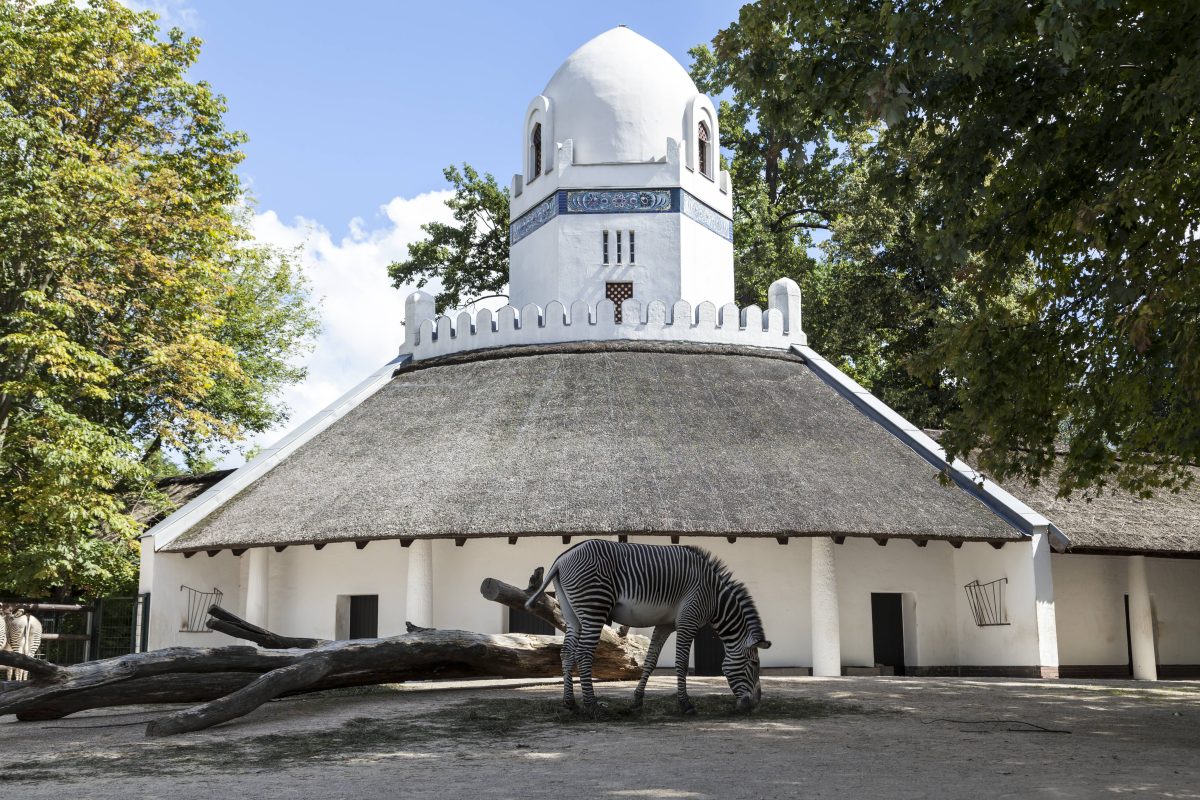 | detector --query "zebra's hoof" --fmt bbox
[583,702,609,719]
[630,697,644,712]
[680,702,697,716]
